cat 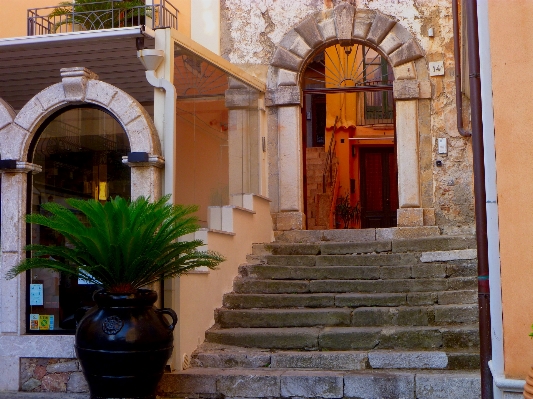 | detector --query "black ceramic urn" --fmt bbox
[75,289,177,399]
